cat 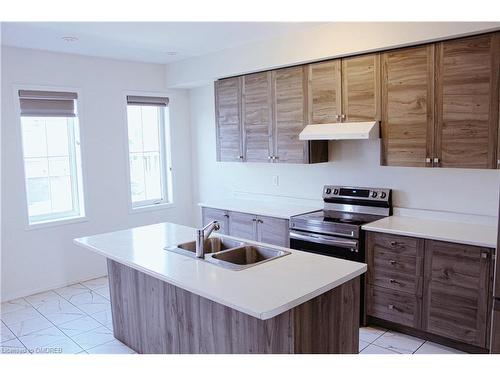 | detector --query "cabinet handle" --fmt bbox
[274,156,279,160]
[224,214,229,218]
[389,279,398,284]
[257,219,263,224]
[433,157,440,167]
[237,155,244,160]
[268,156,273,160]
[389,260,397,265]
[341,114,346,121]
[481,253,488,259]
[336,114,341,122]
[425,157,432,164]
[388,304,396,310]
[252,218,257,222]
[390,241,399,246]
